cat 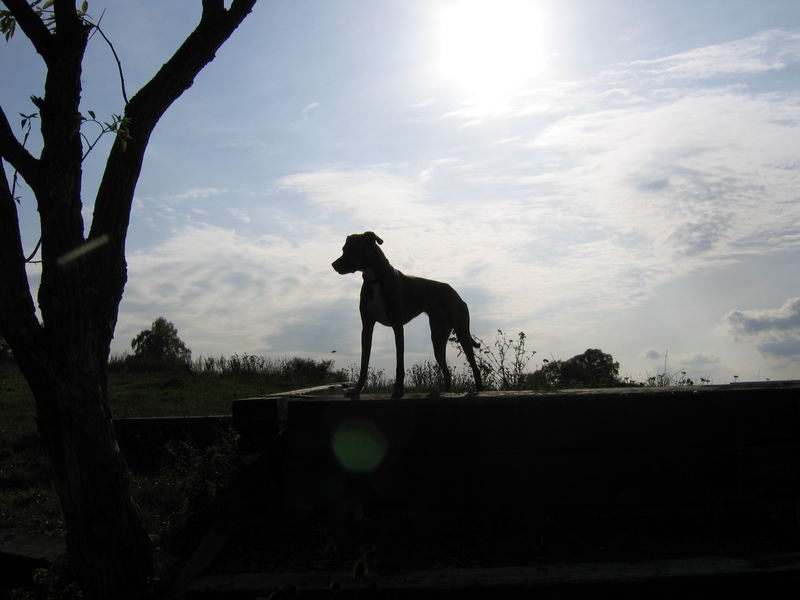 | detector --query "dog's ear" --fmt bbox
[364,231,384,245]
